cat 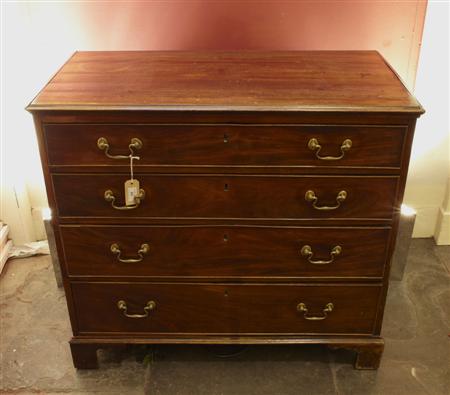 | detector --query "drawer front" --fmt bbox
[72,282,381,334]
[52,174,398,220]
[61,225,390,278]
[44,124,405,168]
